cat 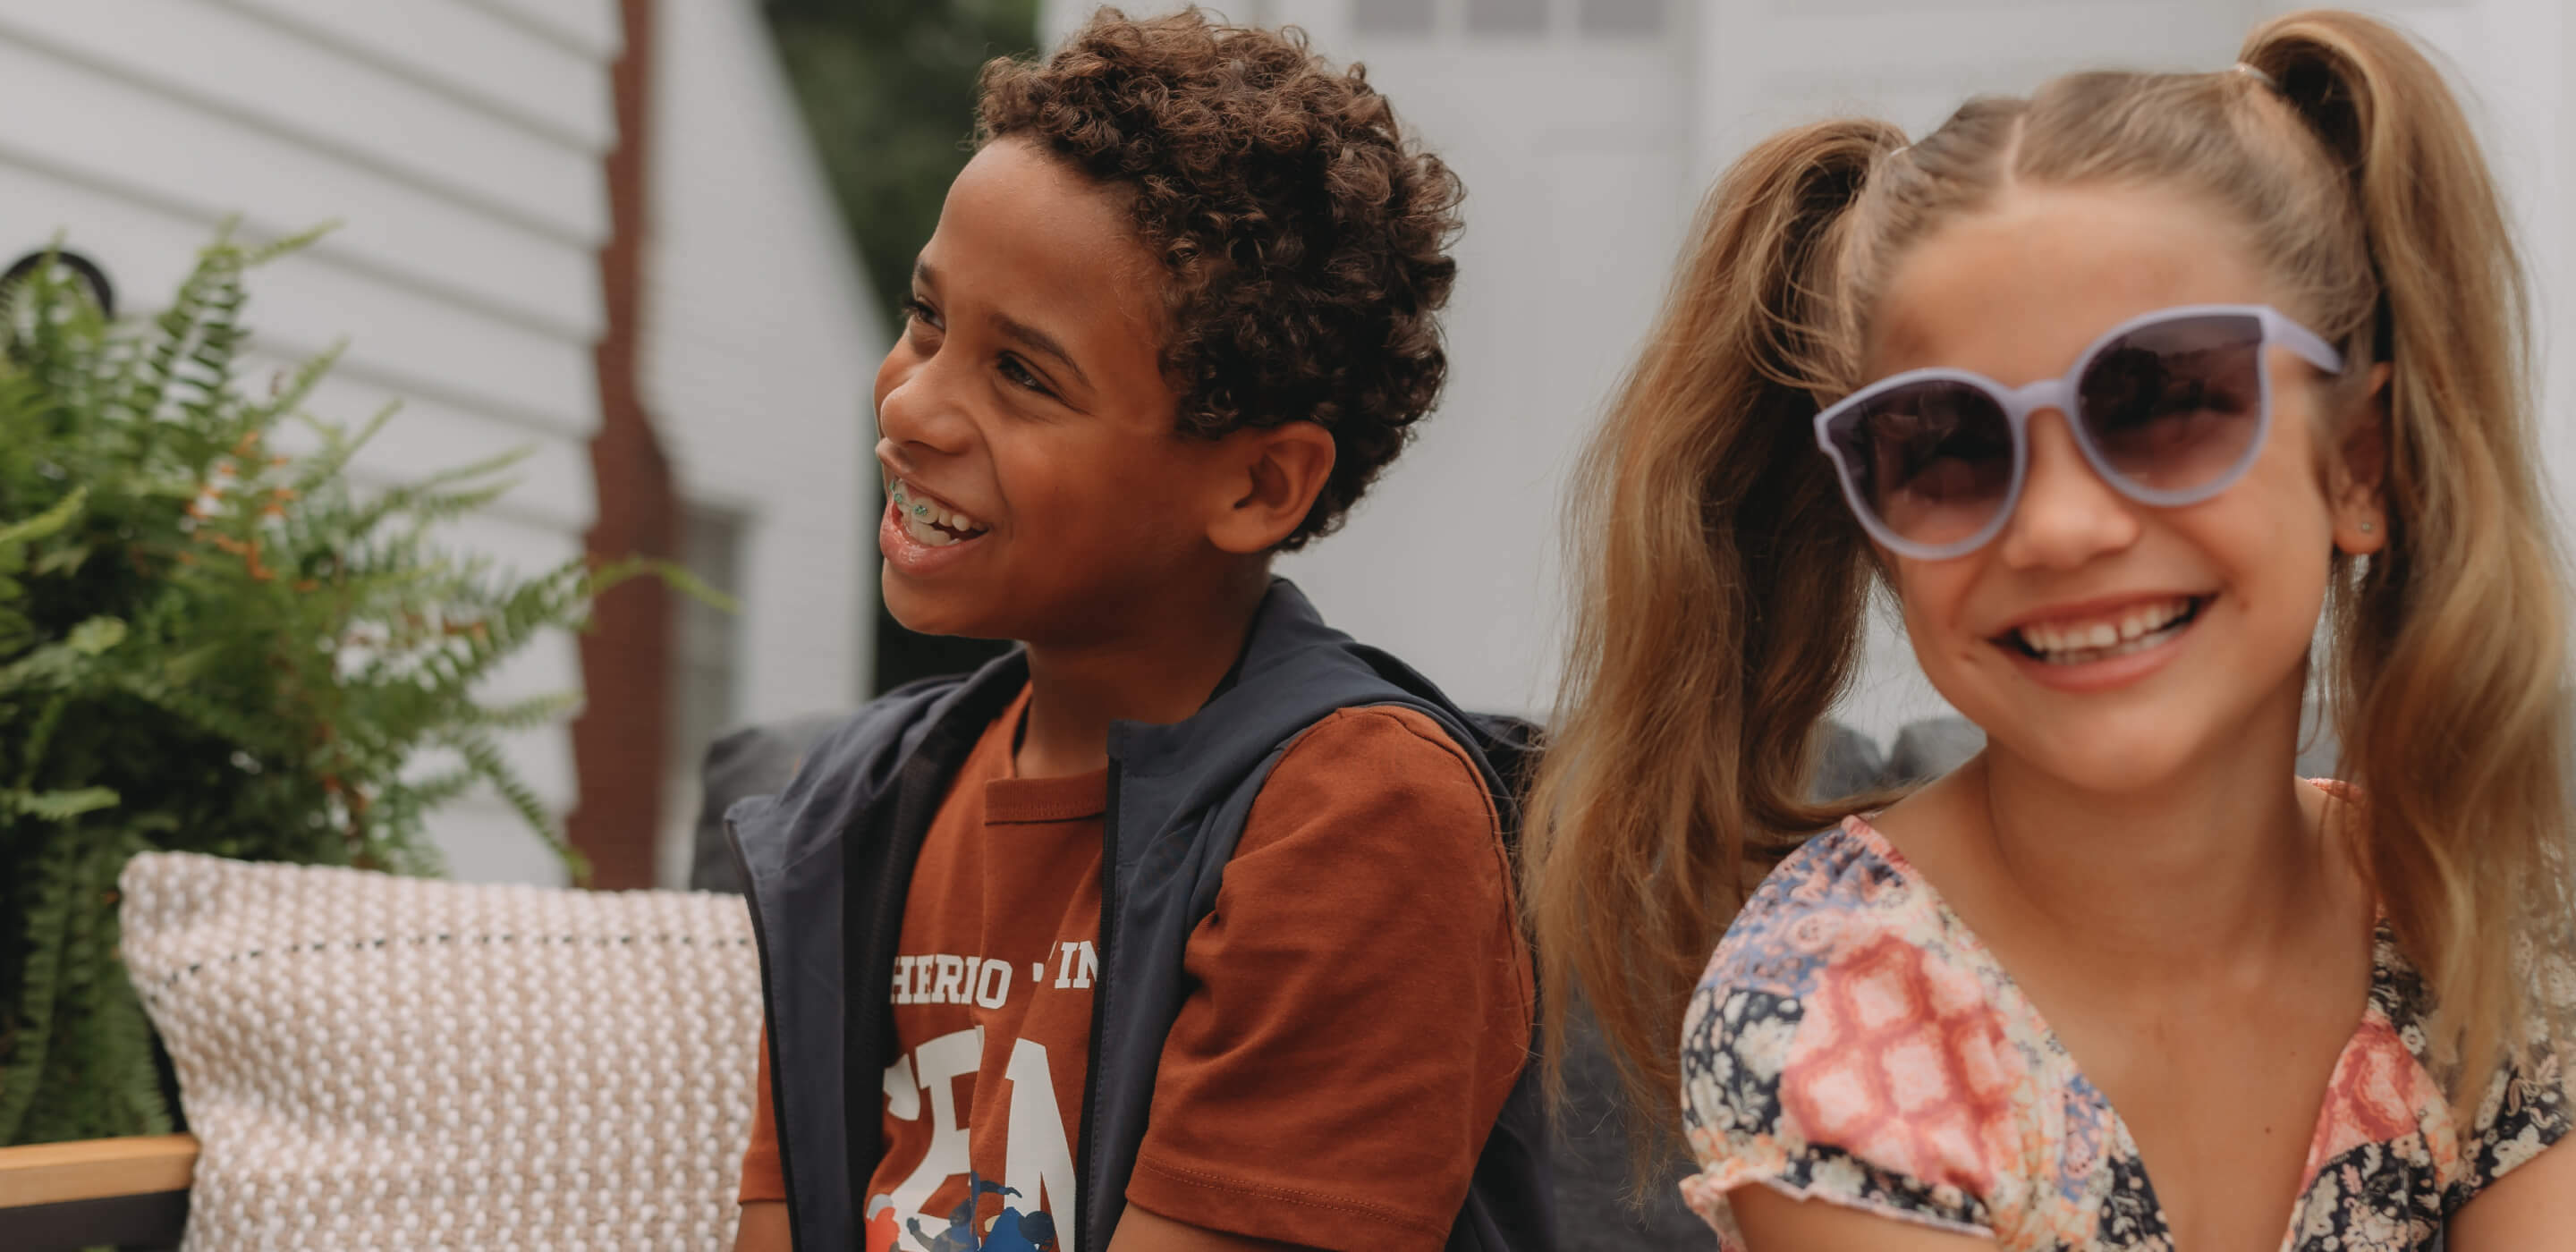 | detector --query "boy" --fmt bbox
[727,9,1547,1252]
